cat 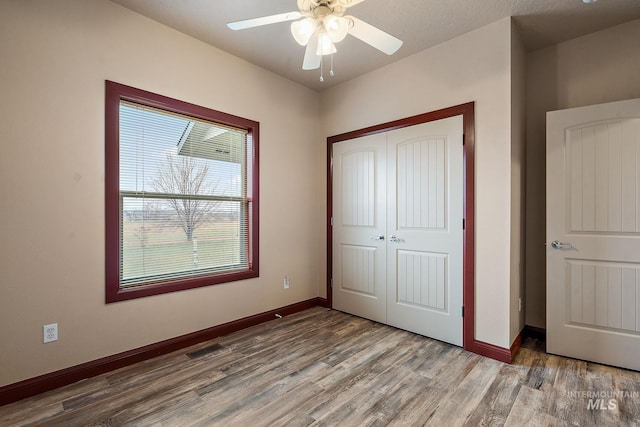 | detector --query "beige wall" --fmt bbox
[525,19,640,329]
[319,18,515,348]
[510,23,527,343]
[0,0,320,387]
